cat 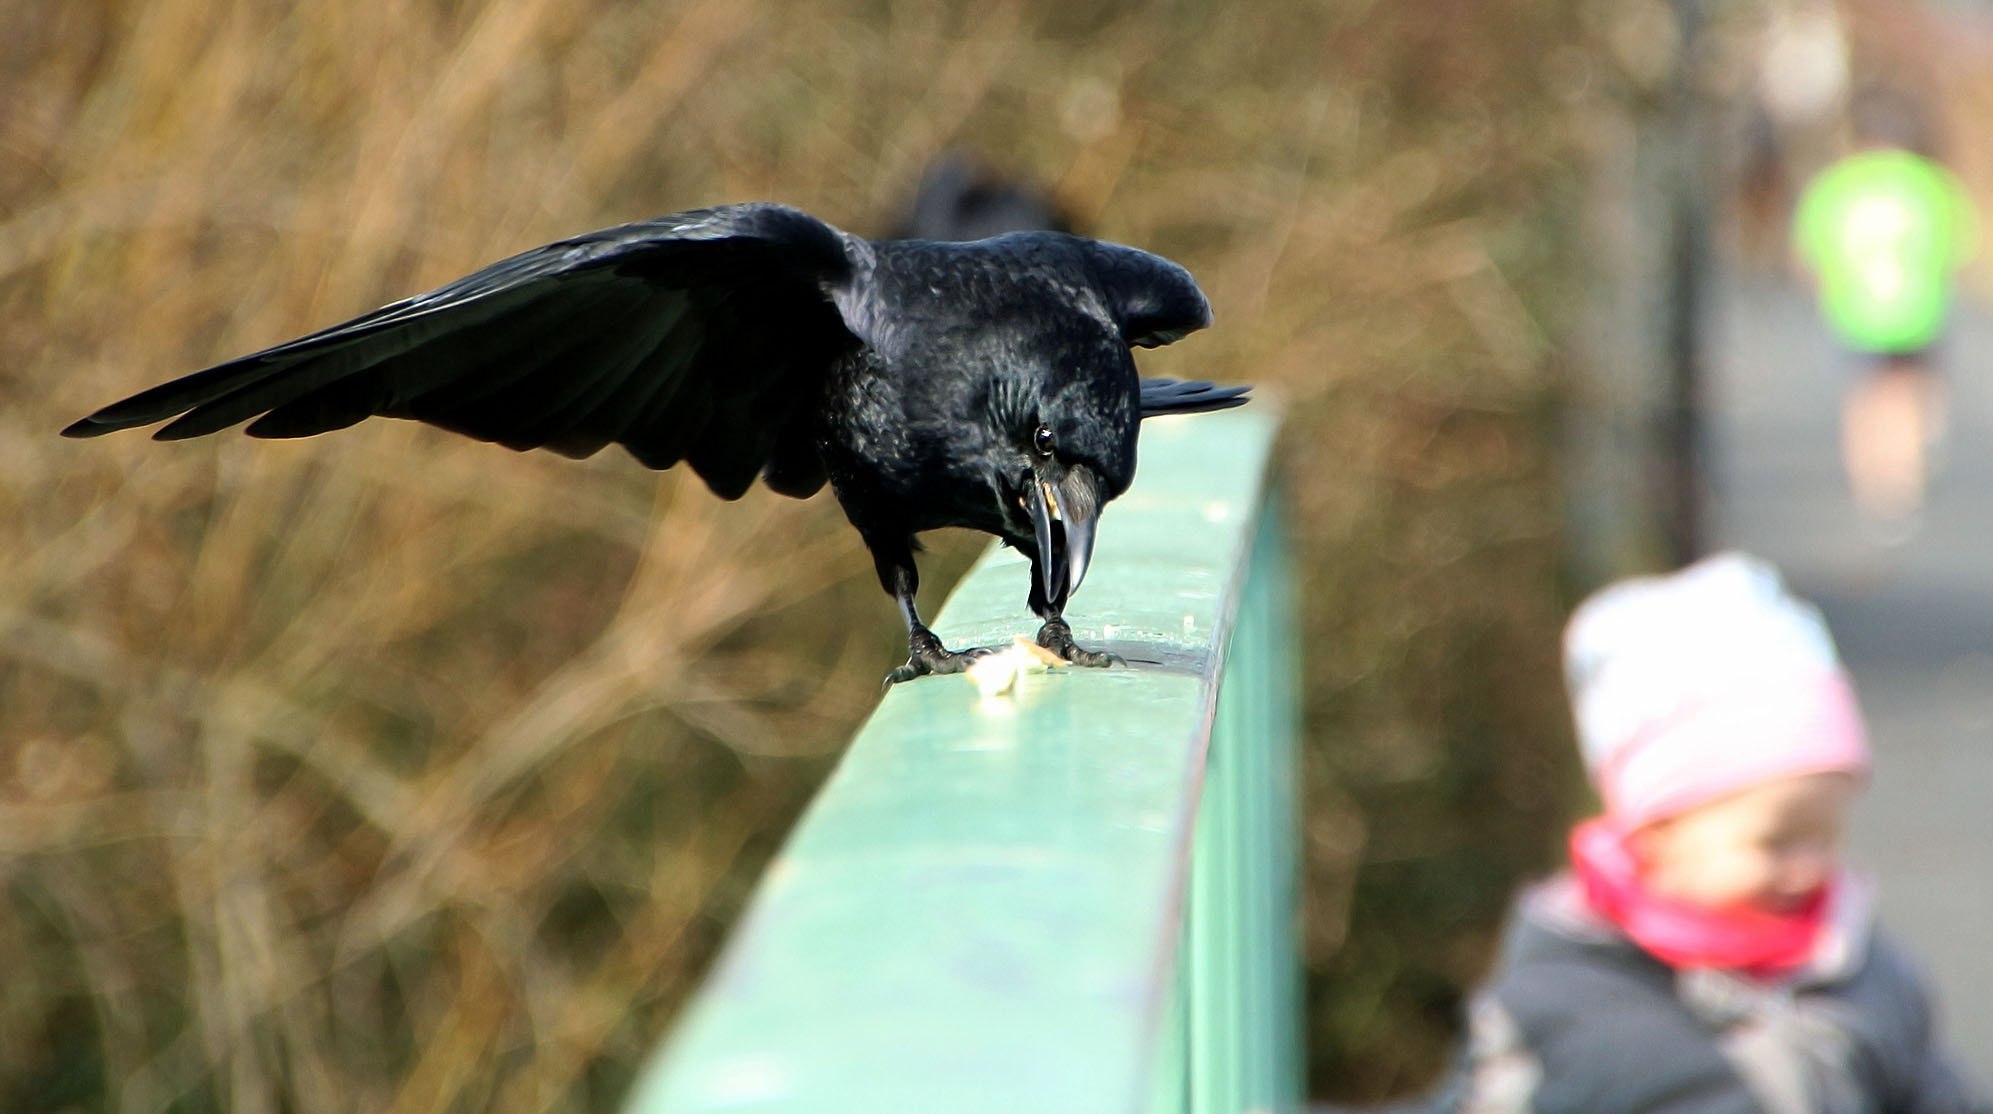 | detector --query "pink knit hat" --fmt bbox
[1563,553,1871,829]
